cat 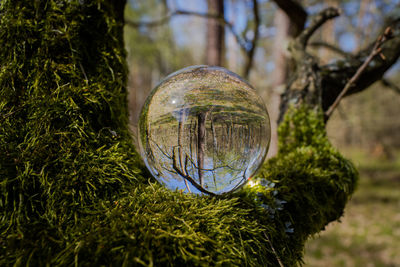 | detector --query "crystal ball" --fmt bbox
[138,66,270,195]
